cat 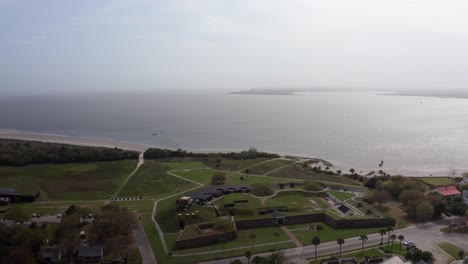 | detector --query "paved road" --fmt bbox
[132,220,158,264]
[199,220,468,264]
